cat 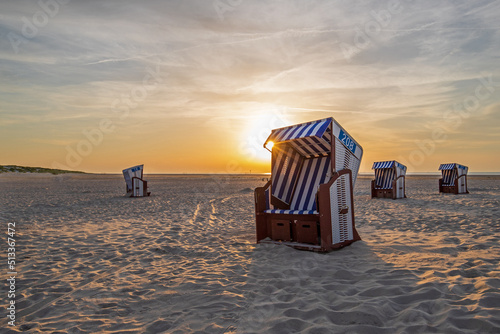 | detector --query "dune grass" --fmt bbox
[0,165,85,175]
